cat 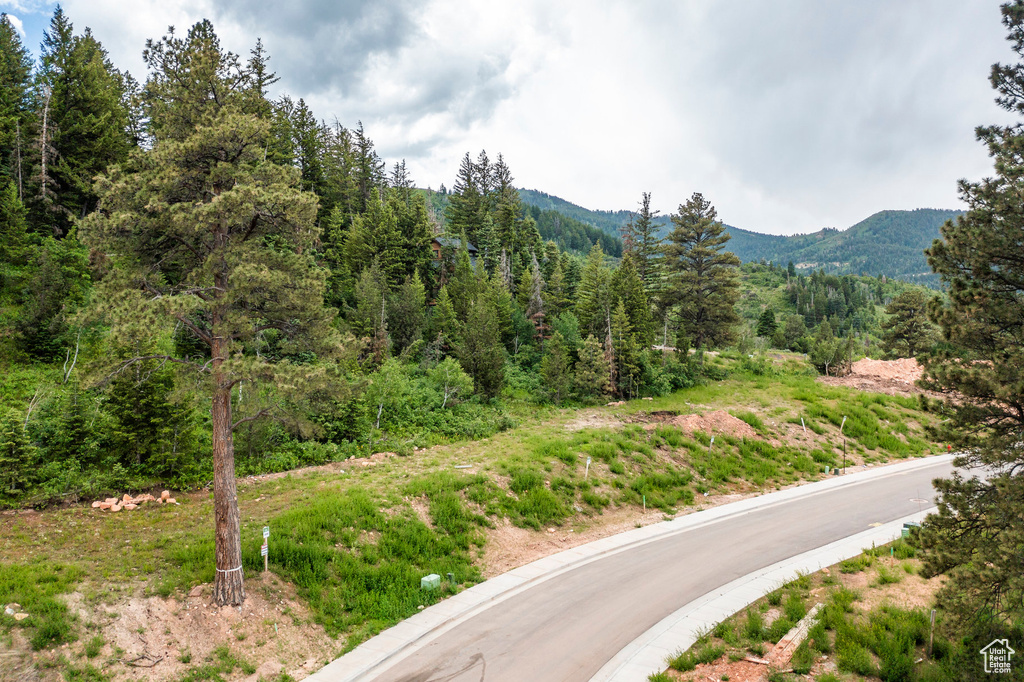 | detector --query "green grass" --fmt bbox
[0,561,84,650]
